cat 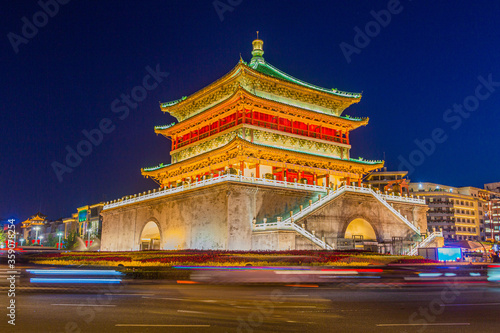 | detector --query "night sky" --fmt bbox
[1,1,499,222]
